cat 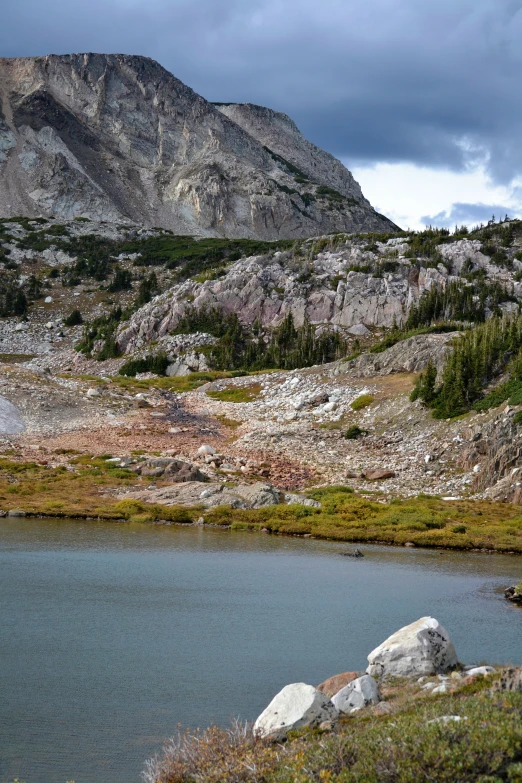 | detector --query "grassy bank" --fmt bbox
[1,460,522,553]
[145,673,522,783]
[209,487,522,553]
[0,456,194,521]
